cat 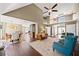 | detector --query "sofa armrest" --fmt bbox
[53,42,70,55]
